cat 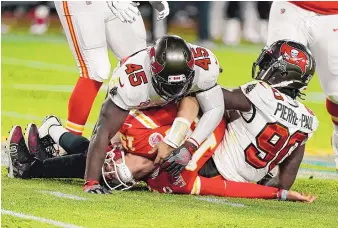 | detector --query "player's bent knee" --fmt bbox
[88,61,111,82]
